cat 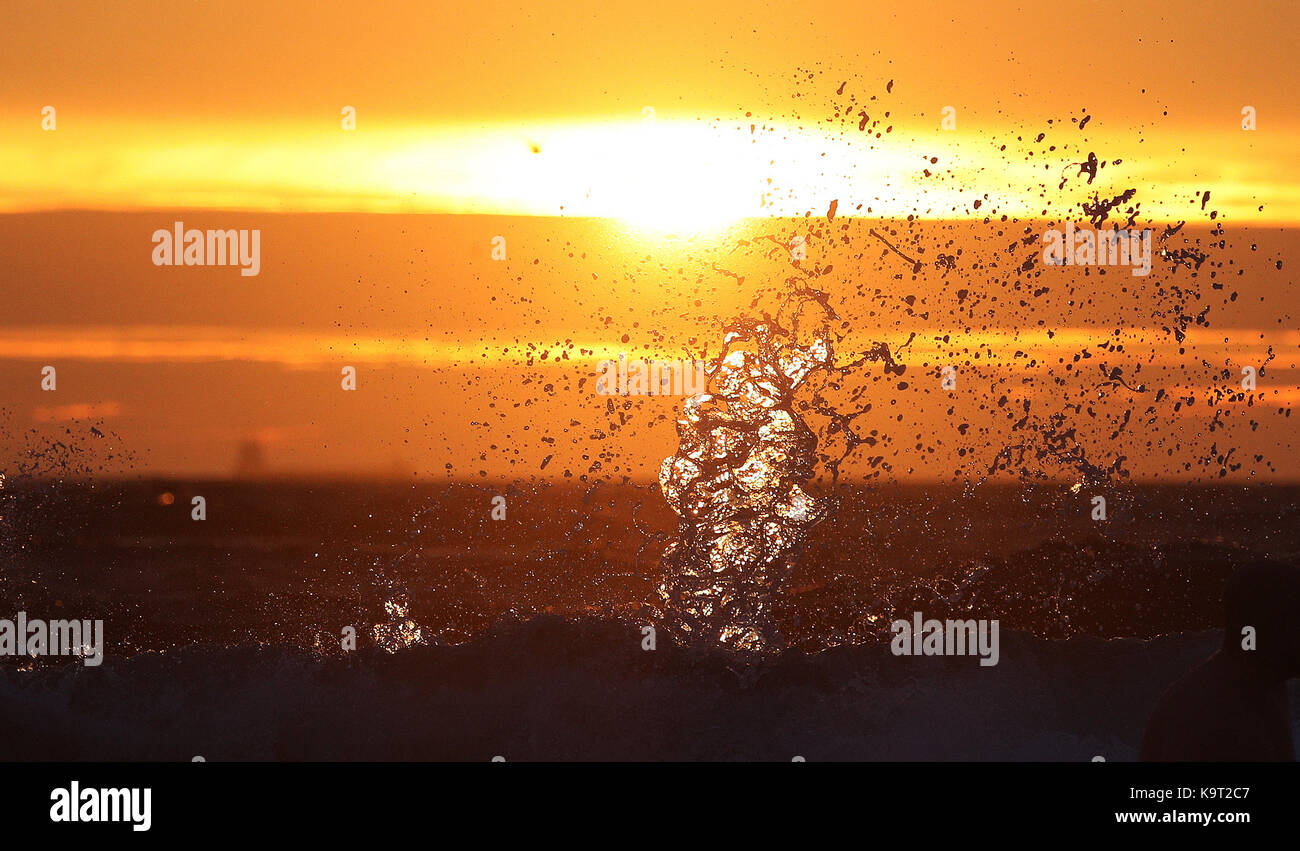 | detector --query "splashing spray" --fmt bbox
[656,291,840,653]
